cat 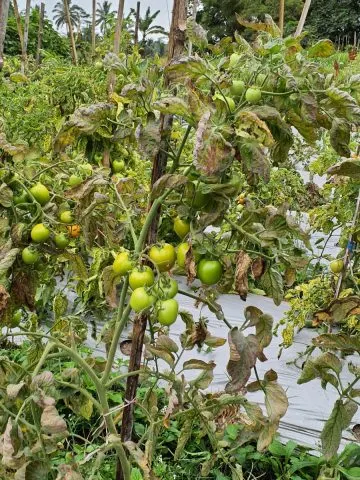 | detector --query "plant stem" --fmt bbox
[32,341,55,377]
[170,124,192,173]
[225,216,262,246]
